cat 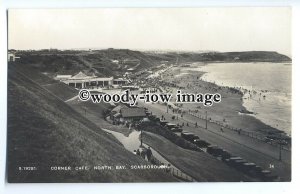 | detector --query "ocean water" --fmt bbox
[199,62,292,135]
